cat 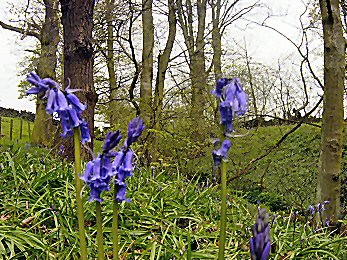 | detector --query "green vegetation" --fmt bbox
[0,118,346,259]
[0,116,32,143]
